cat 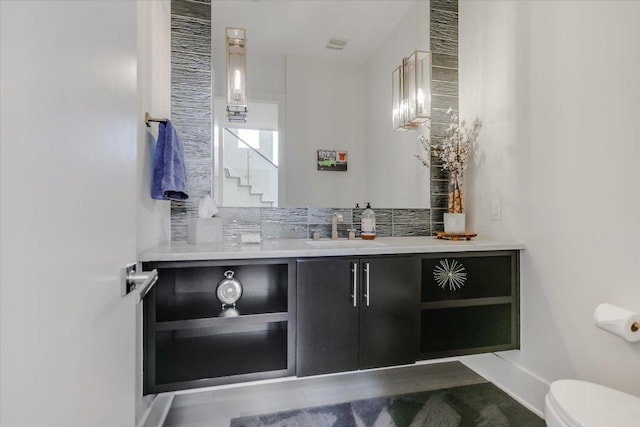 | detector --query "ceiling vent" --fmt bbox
[326,38,348,50]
